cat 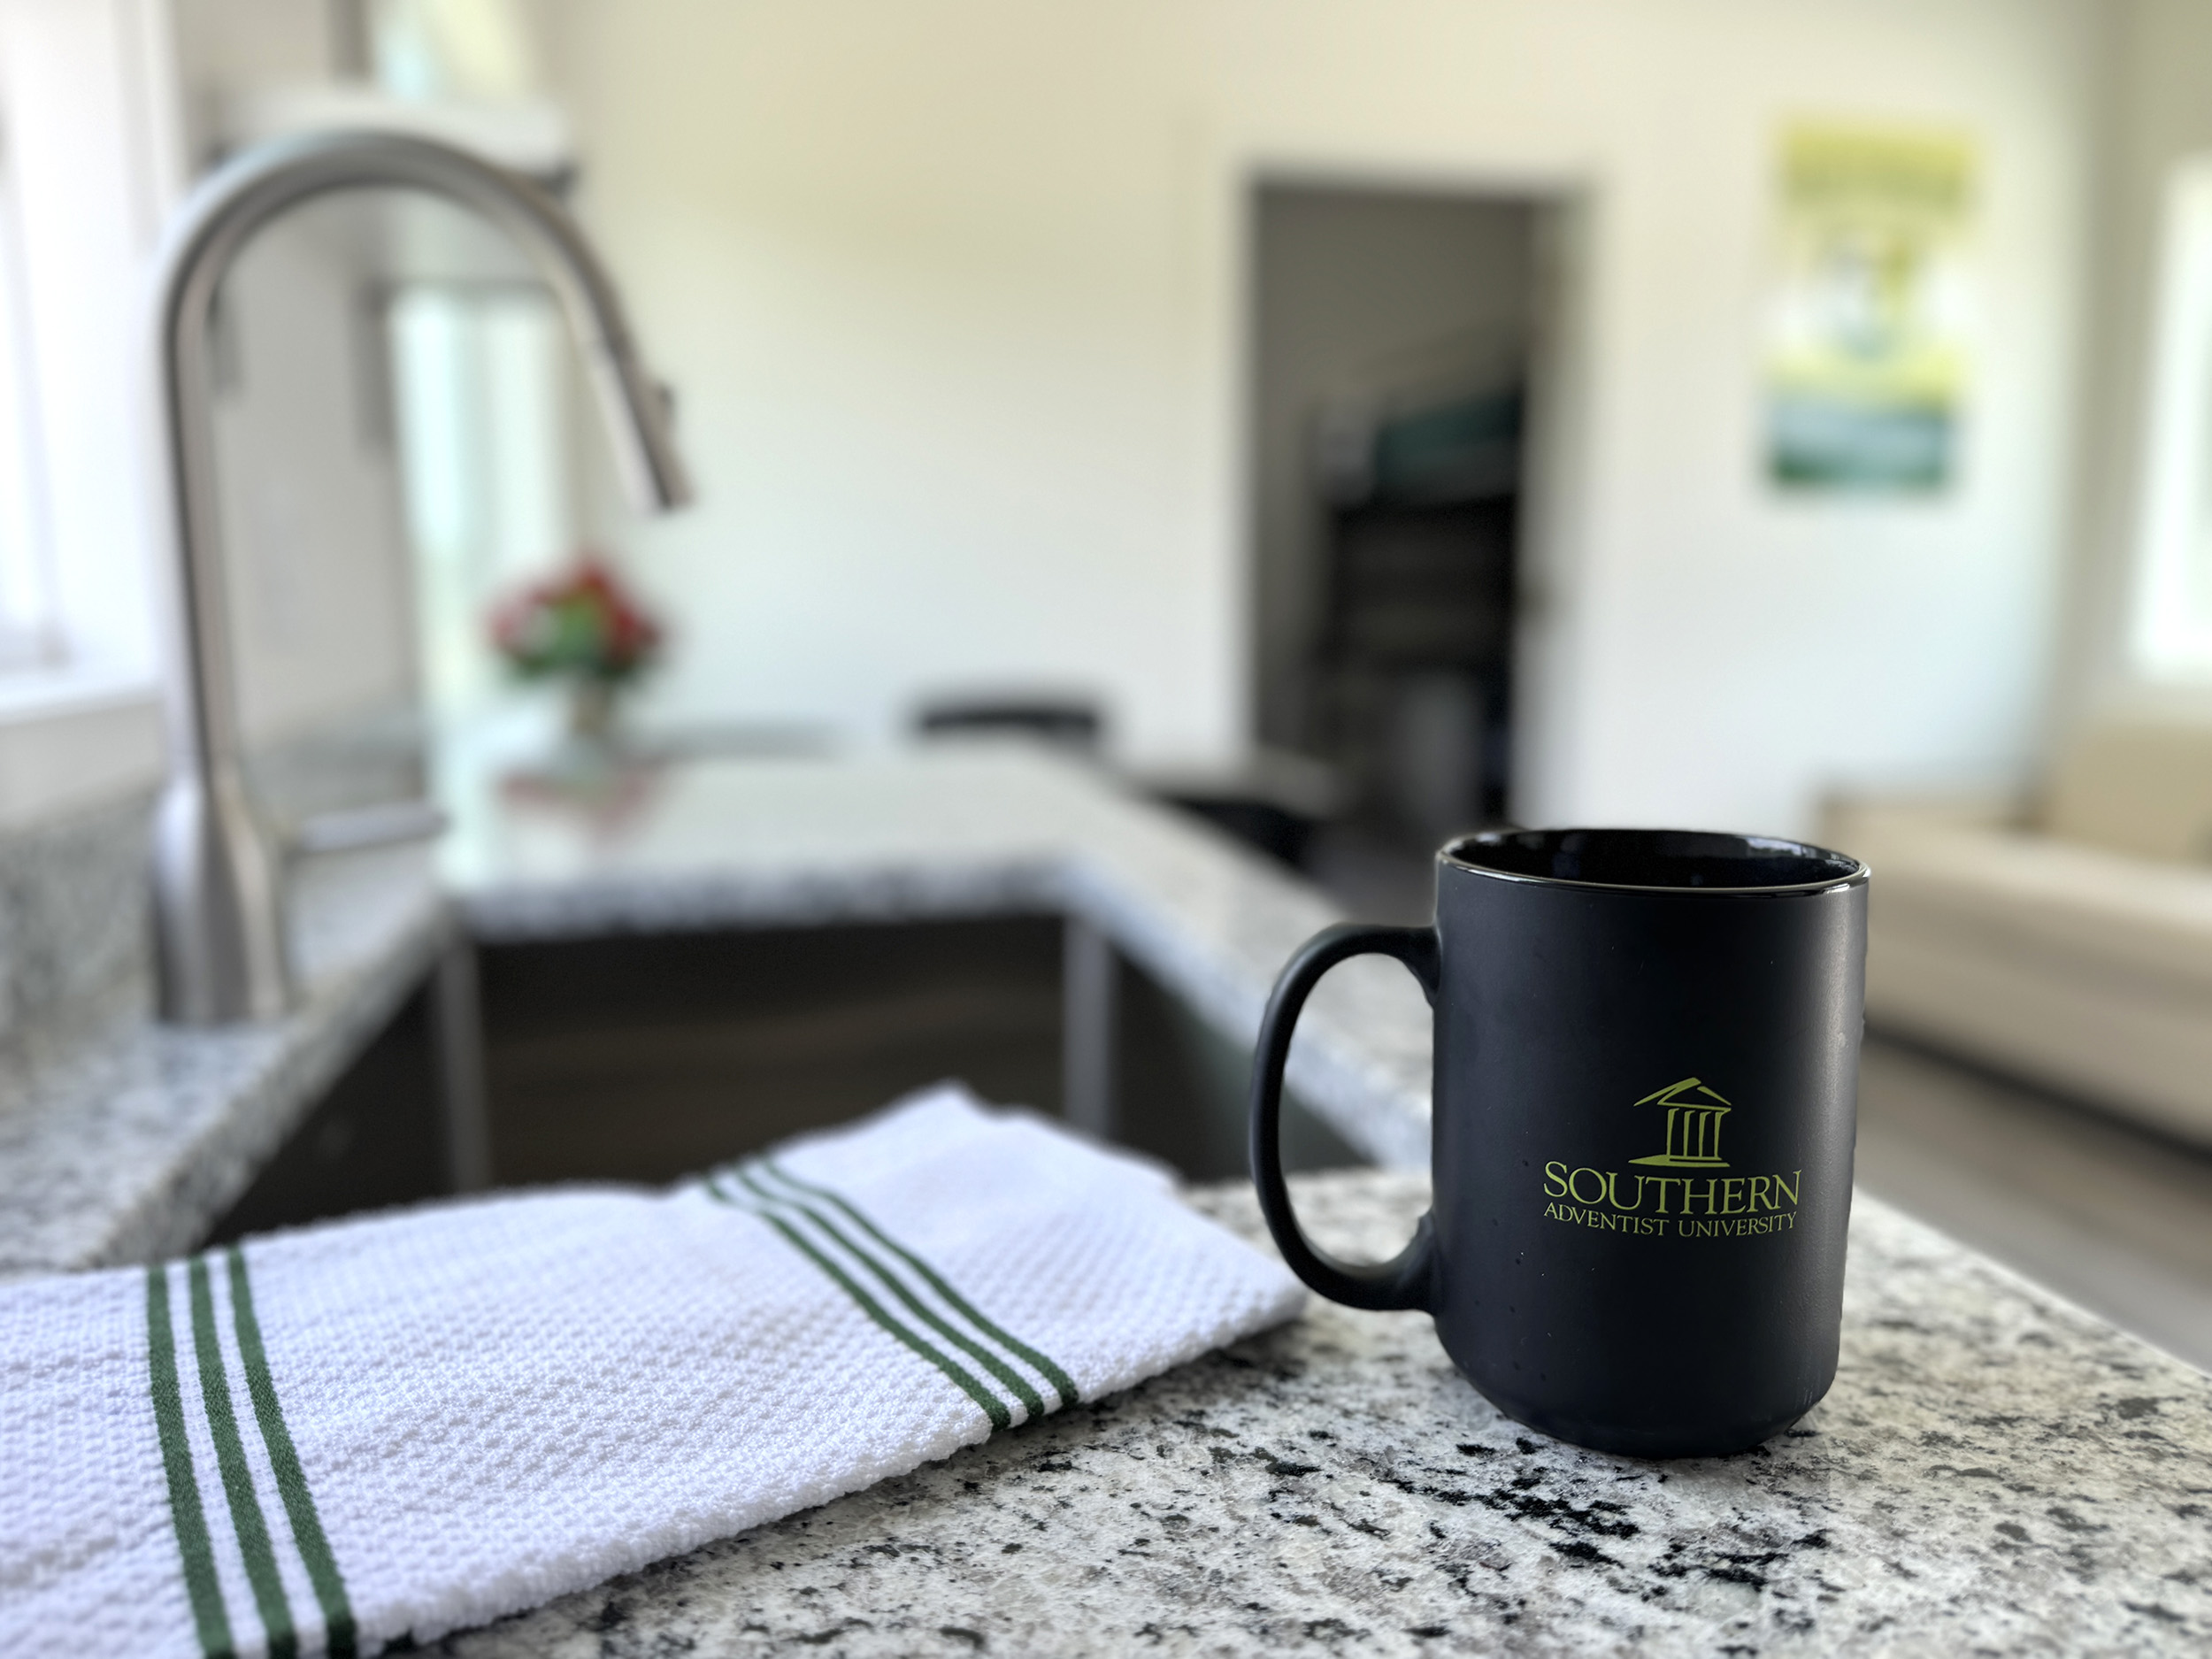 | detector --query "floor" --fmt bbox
[1855,1035,2212,1374]
[1302,827,2212,1377]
